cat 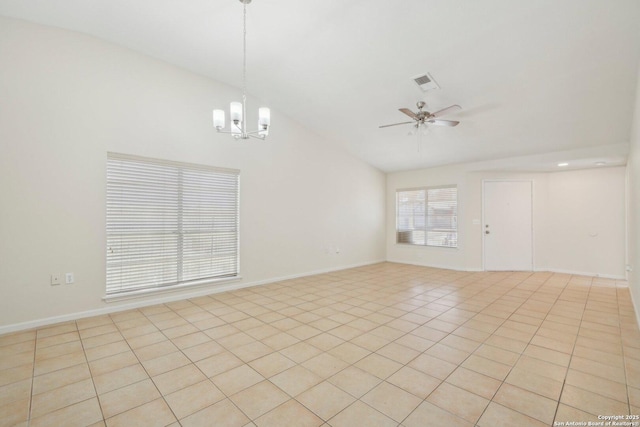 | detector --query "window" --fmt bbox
[396,186,457,248]
[106,153,239,296]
